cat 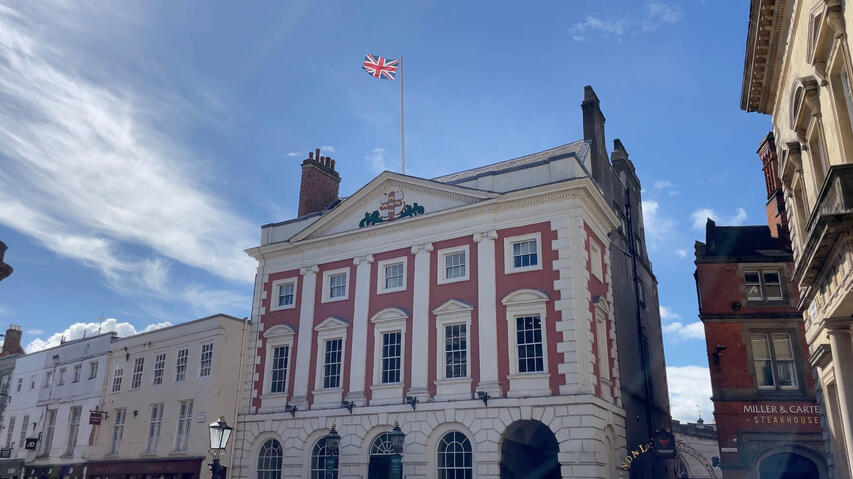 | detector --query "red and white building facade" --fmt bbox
[233,142,628,478]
